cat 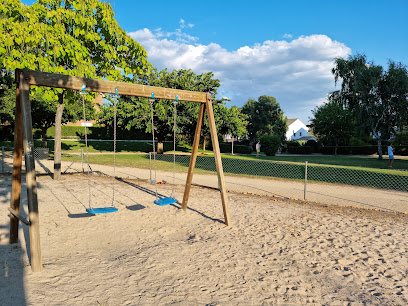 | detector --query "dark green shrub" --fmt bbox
[286,141,301,154]
[305,140,317,153]
[218,142,252,154]
[260,134,281,156]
